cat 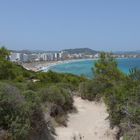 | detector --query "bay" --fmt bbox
[47,58,140,78]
